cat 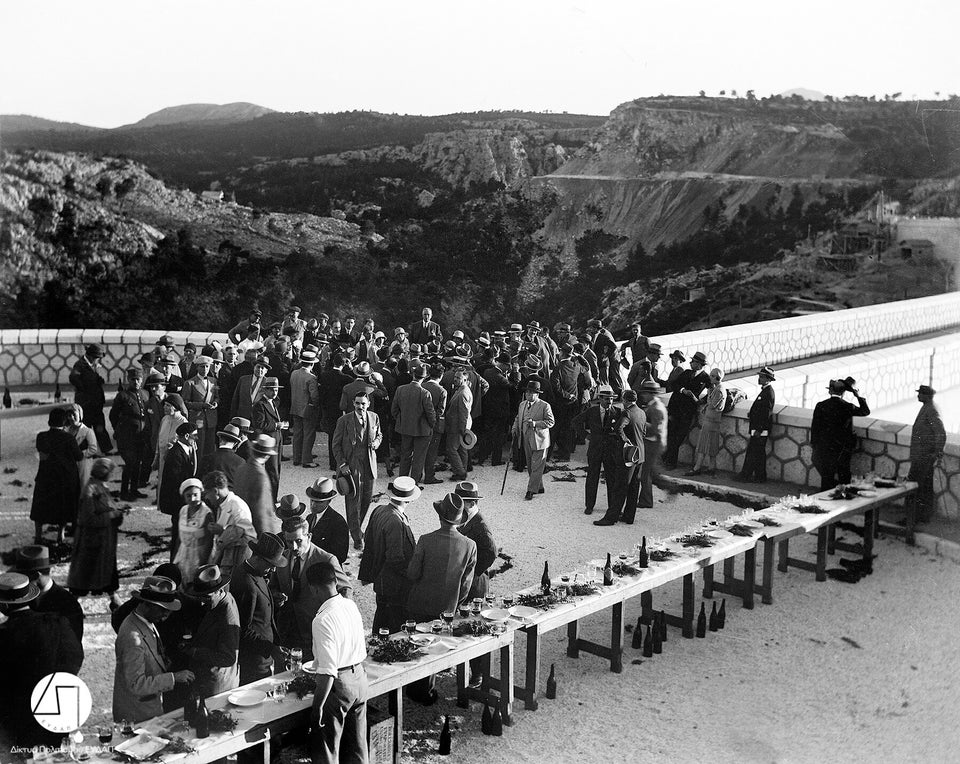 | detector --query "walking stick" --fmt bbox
[501,432,516,496]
